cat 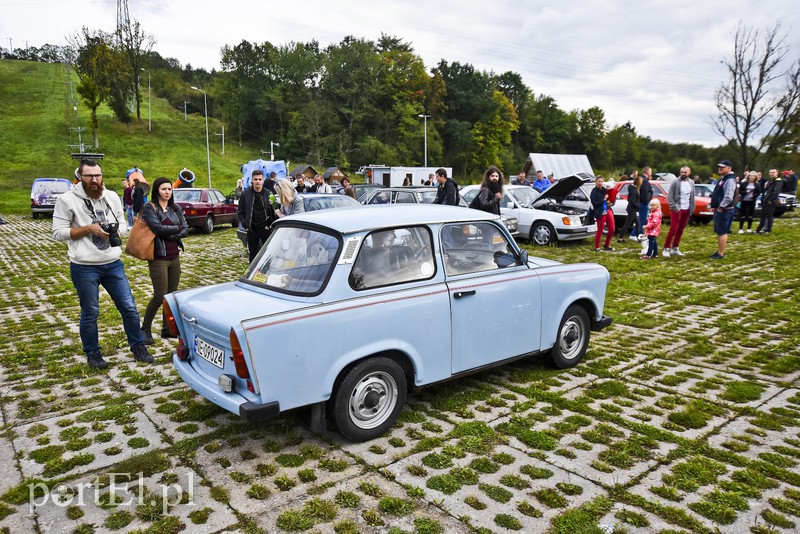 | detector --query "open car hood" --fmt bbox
[533,174,586,204]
